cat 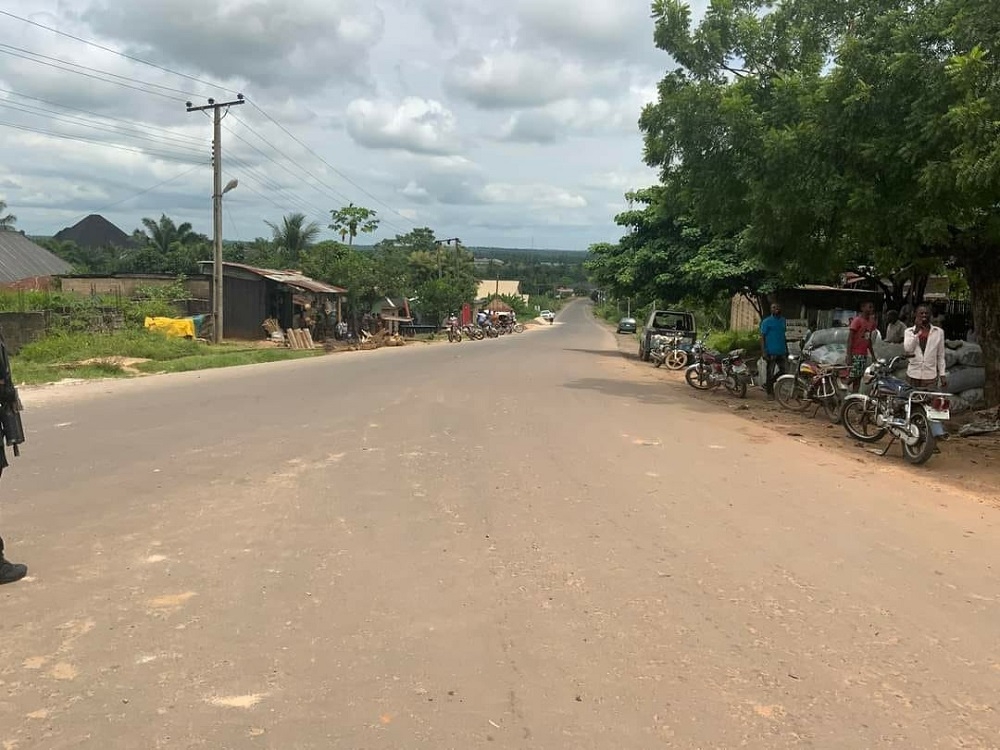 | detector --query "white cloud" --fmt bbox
[479,183,587,210]
[445,51,608,109]
[345,97,459,155]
